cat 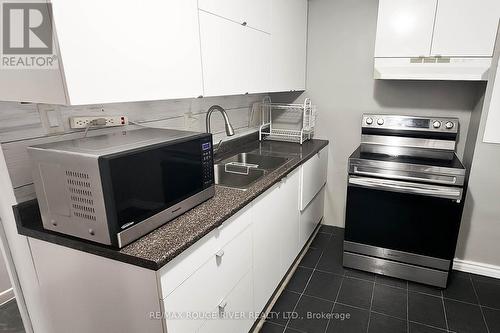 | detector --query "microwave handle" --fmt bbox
[349,176,463,202]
